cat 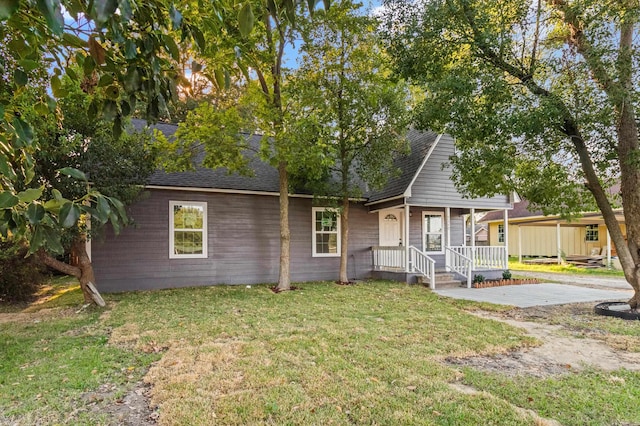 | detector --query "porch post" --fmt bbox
[405,204,410,272]
[503,209,509,269]
[518,225,522,263]
[556,223,562,264]
[469,208,475,288]
[445,207,451,270]
[606,230,611,268]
